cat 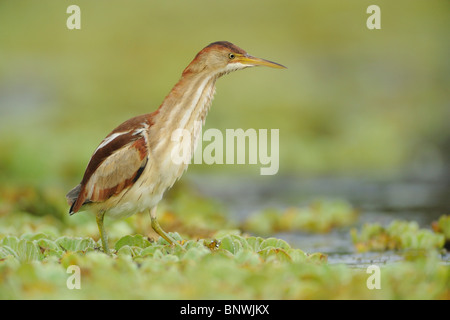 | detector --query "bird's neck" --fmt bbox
[149,72,217,155]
